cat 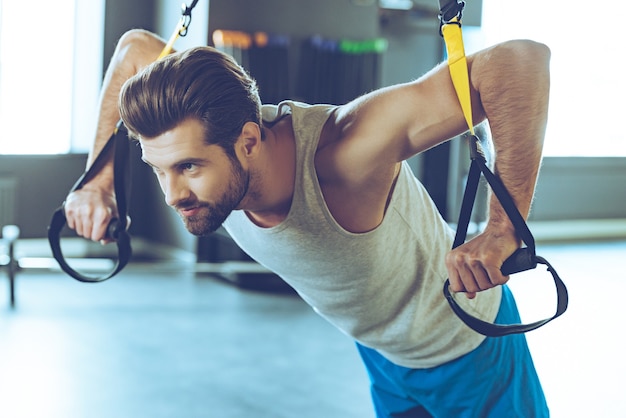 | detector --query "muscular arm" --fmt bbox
[65,29,167,241]
[446,40,550,297]
[323,39,551,295]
